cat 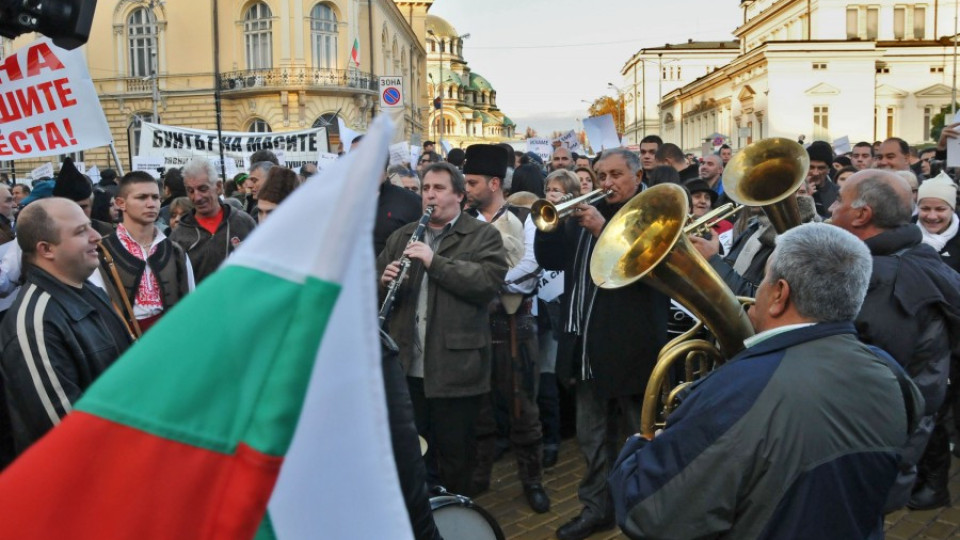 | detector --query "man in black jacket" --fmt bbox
[0,198,133,463]
[374,167,422,256]
[830,168,960,511]
[536,148,670,540]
